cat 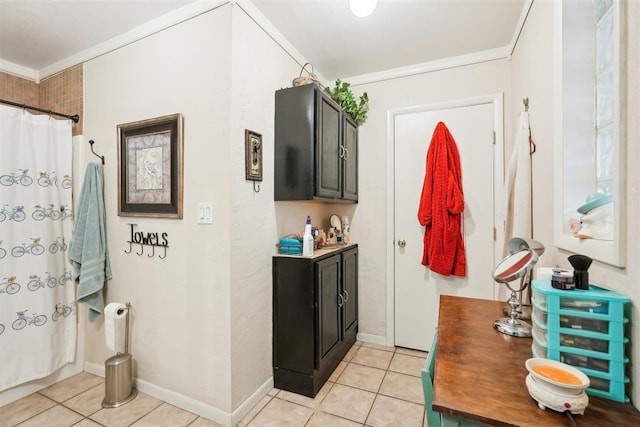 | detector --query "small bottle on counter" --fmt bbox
[342,216,350,243]
[328,227,335,243]
[319,229,326,248]
[312,227,319,250]
[303,216,314,256]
